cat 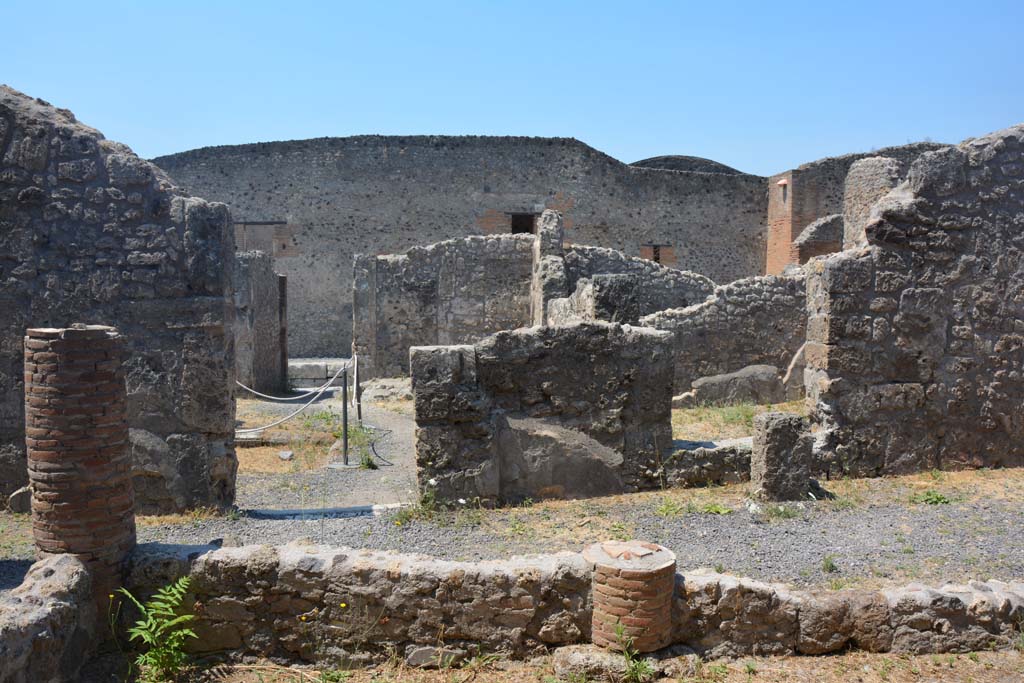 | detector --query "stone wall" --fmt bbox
[766,142,947,274]
[125,541,1024,665]
[154,137,769,356]
[843,156,904,248]
[641,275,807,393]
[549,246,716,325]
[0,556,98,683]
[233,250,284,393]
[793,214,843,265]
[0,85,236,512]
[411,322,674,503]
[806,124,1024,476]
[352,234,536,378]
